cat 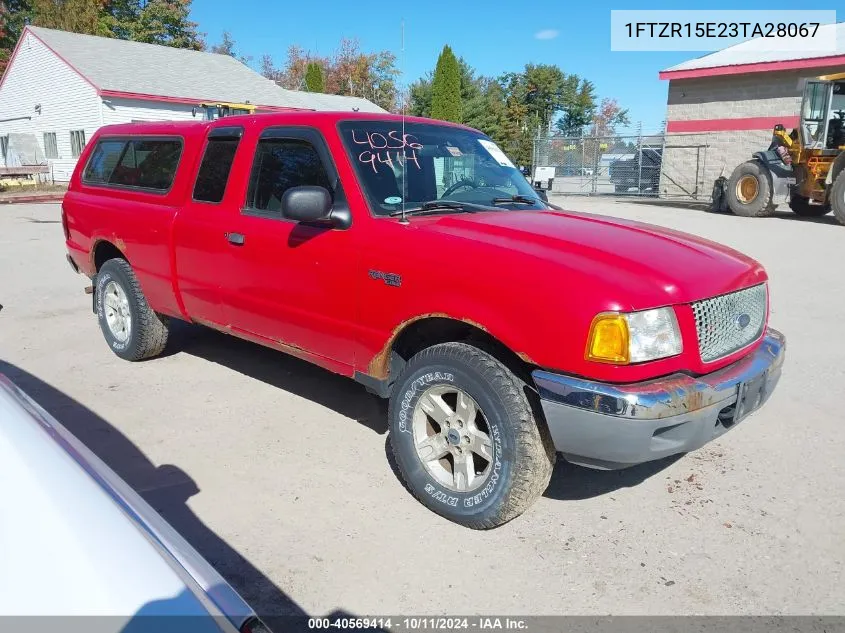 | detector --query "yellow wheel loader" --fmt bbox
[193,102,256,121]
[720,77,845,224]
